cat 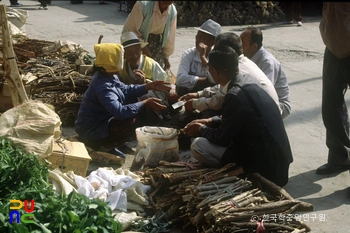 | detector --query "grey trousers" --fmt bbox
[322,47,350,165]
[190,137,227,168]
